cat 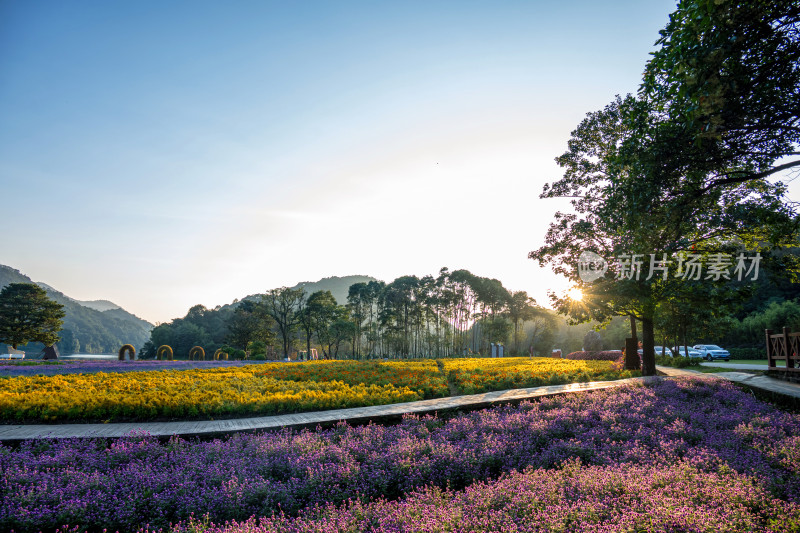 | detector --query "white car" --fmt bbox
[693,344,730,361]
[673,346,702,358]
[637,346,674,357]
